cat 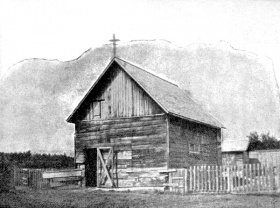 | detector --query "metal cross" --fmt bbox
[109,34,120,57]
